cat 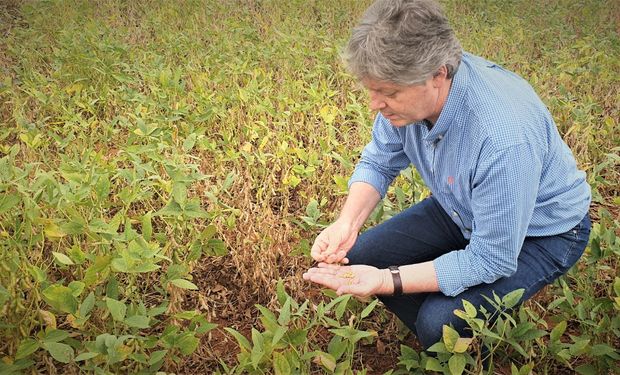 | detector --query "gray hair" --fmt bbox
[344,0,462,85]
